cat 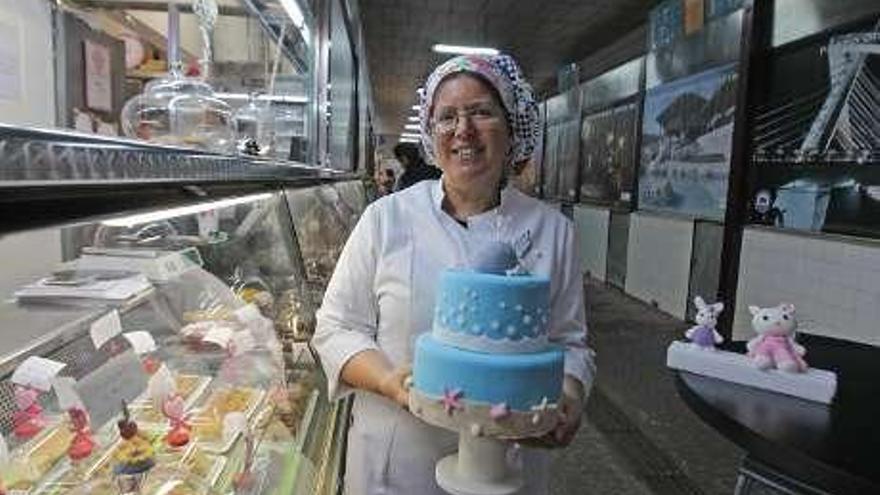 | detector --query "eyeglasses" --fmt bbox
[431,103,504,135]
